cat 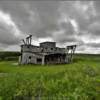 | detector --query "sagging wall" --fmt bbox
[19,52,44,64]
[21,45,42,53]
